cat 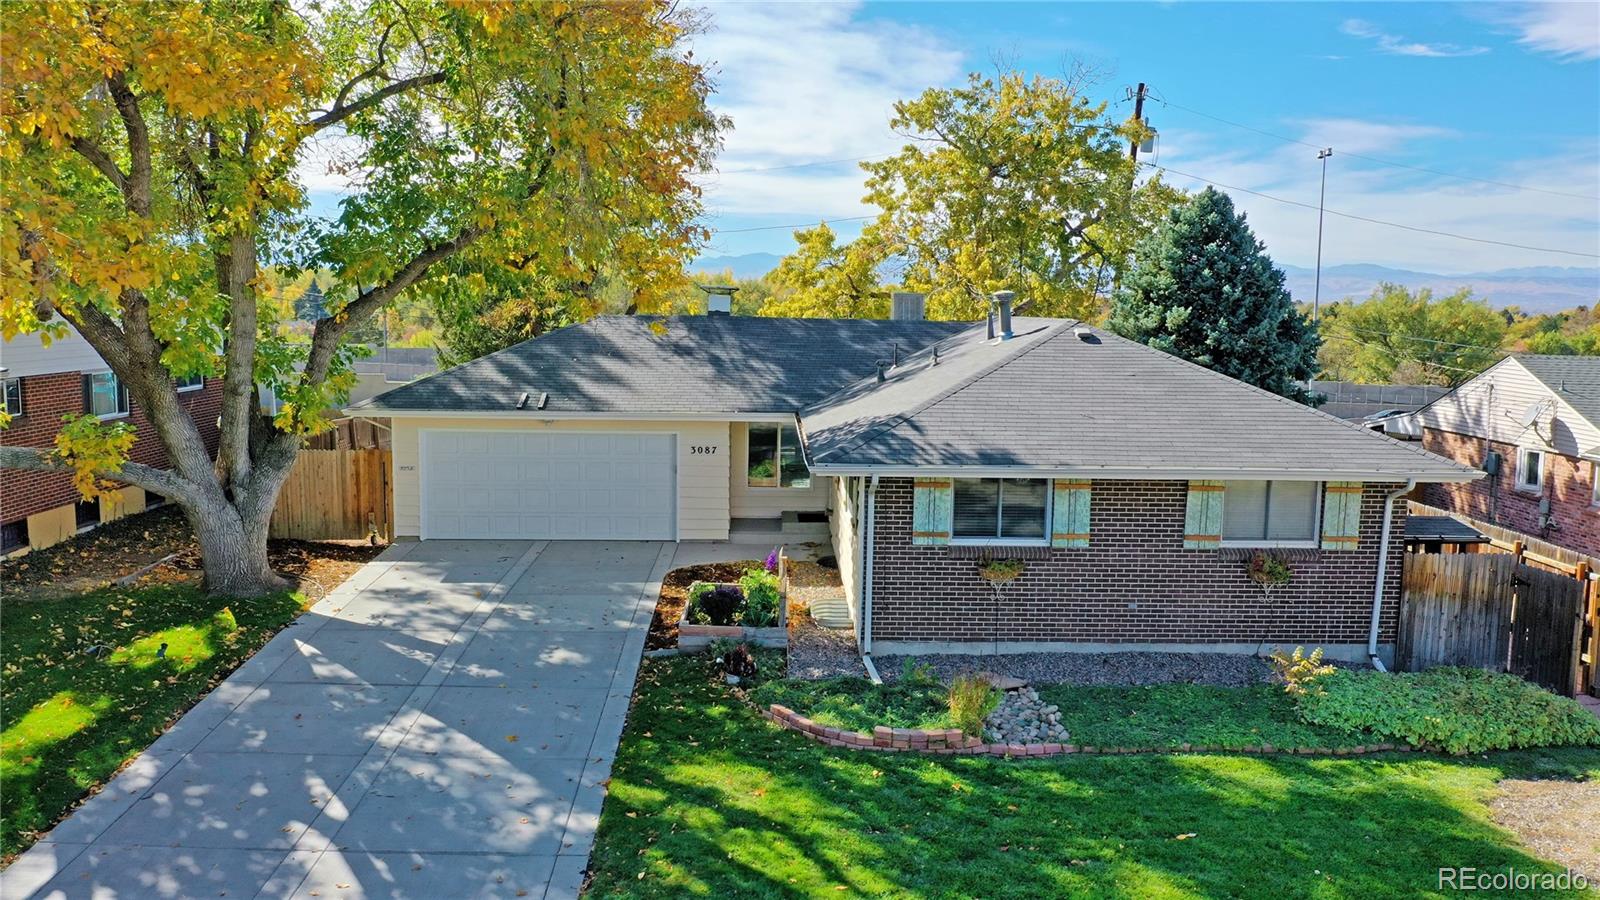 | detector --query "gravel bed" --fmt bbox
[986,687,1069,744]
[787,623,864,680]
[874,650,1275,687]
